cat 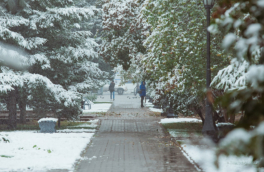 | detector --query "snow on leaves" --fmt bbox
[101,0,147,71]
[211,59,249,91]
